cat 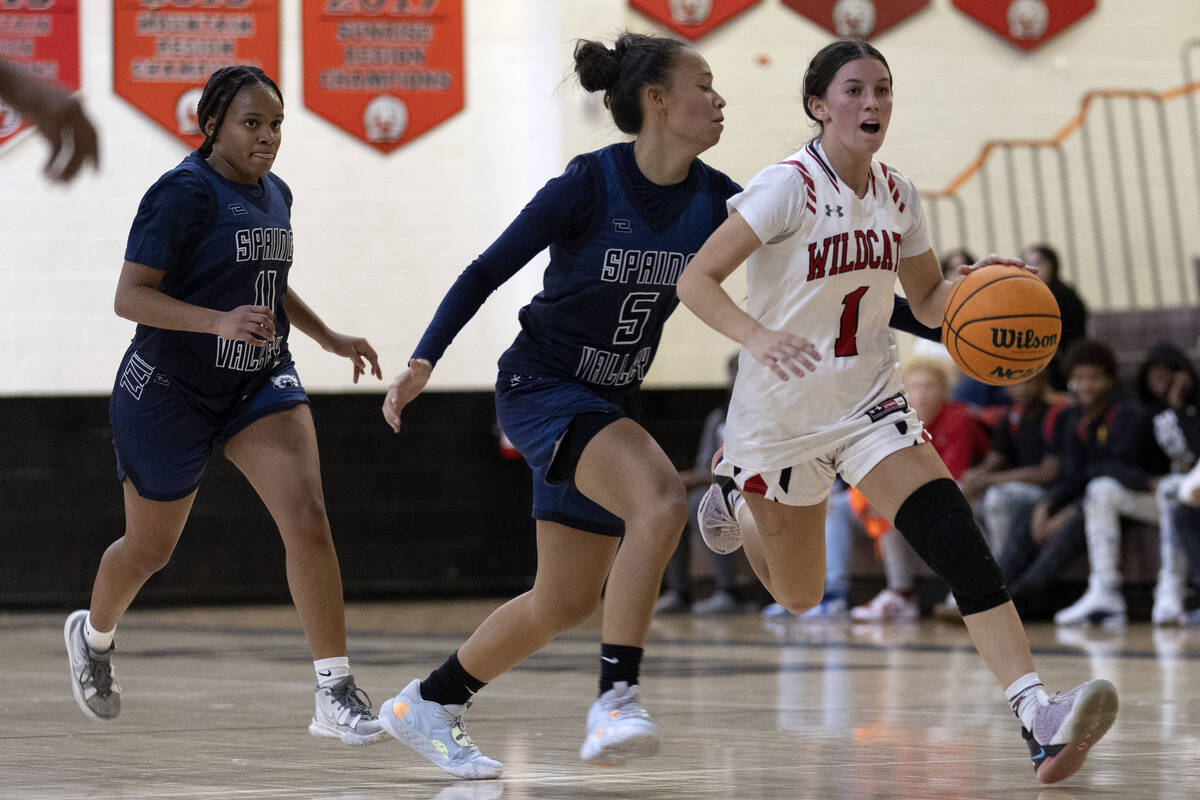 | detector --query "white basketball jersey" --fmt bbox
[723,140,931,472]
